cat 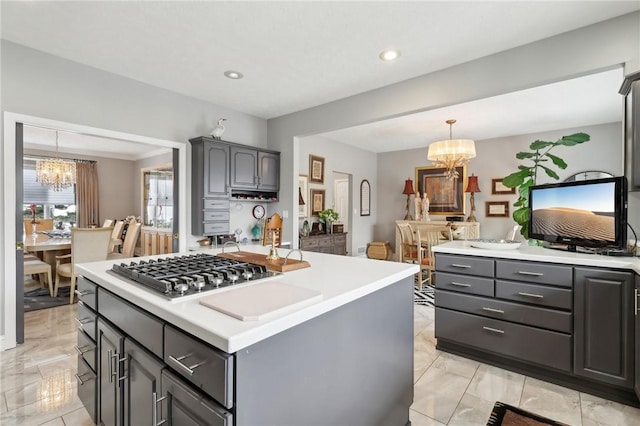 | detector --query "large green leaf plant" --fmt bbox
[501,133,590,240]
